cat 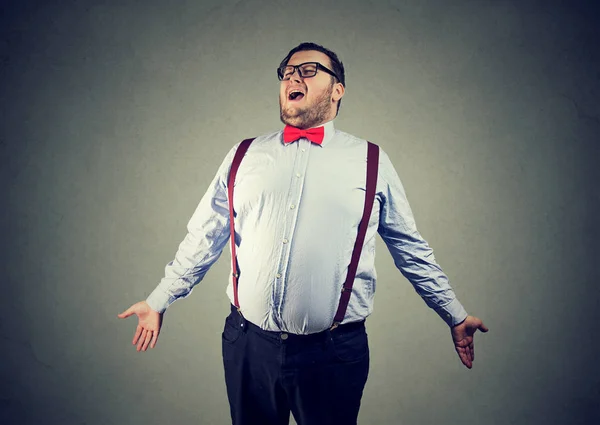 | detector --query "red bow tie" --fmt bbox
[283,125,325,145]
